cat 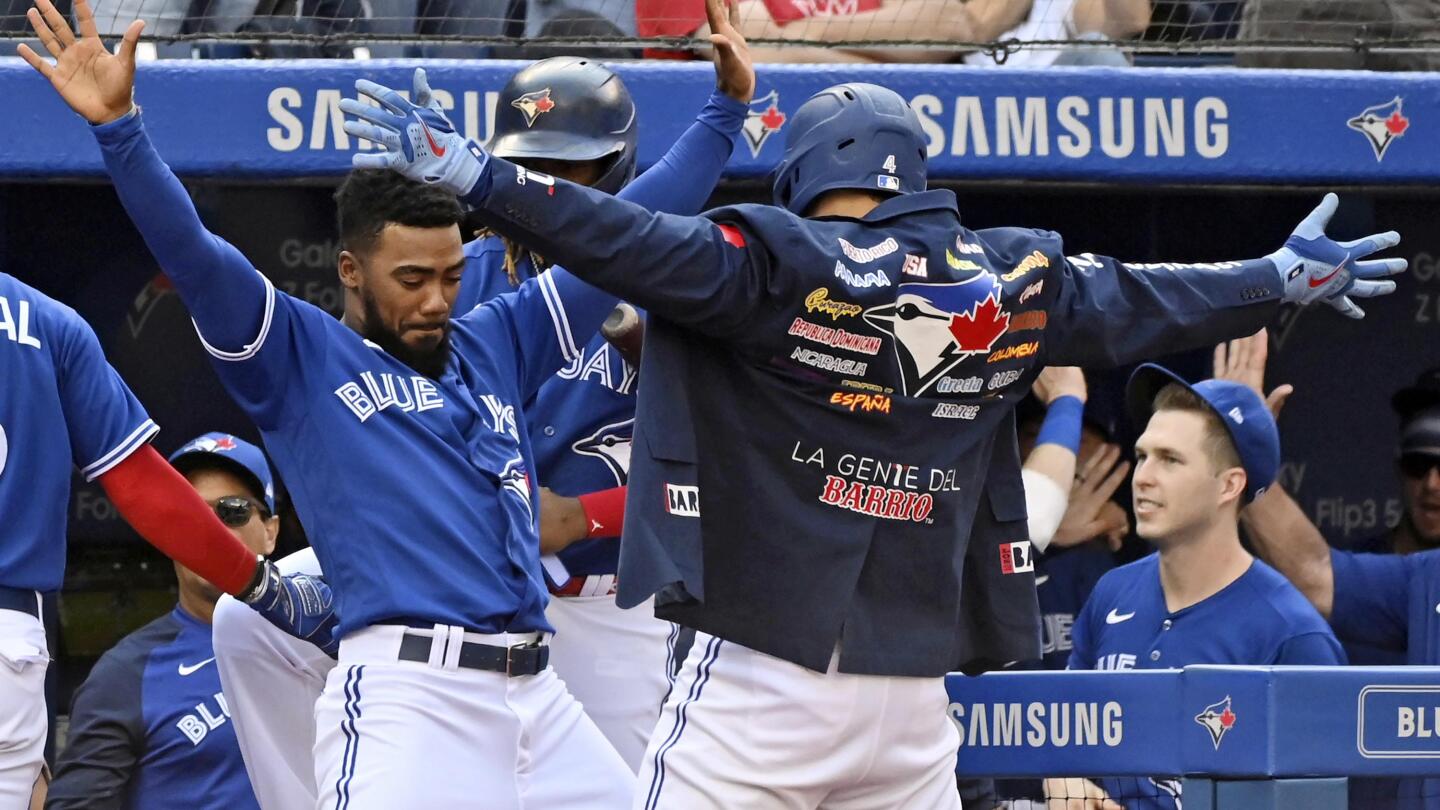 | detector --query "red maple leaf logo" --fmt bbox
[1219,707,1236,729]
[948,293,1010,352]
[1387,110,1409,136]
[213,436,237,450]
[535,93,555,114]
[760,105,786,131]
